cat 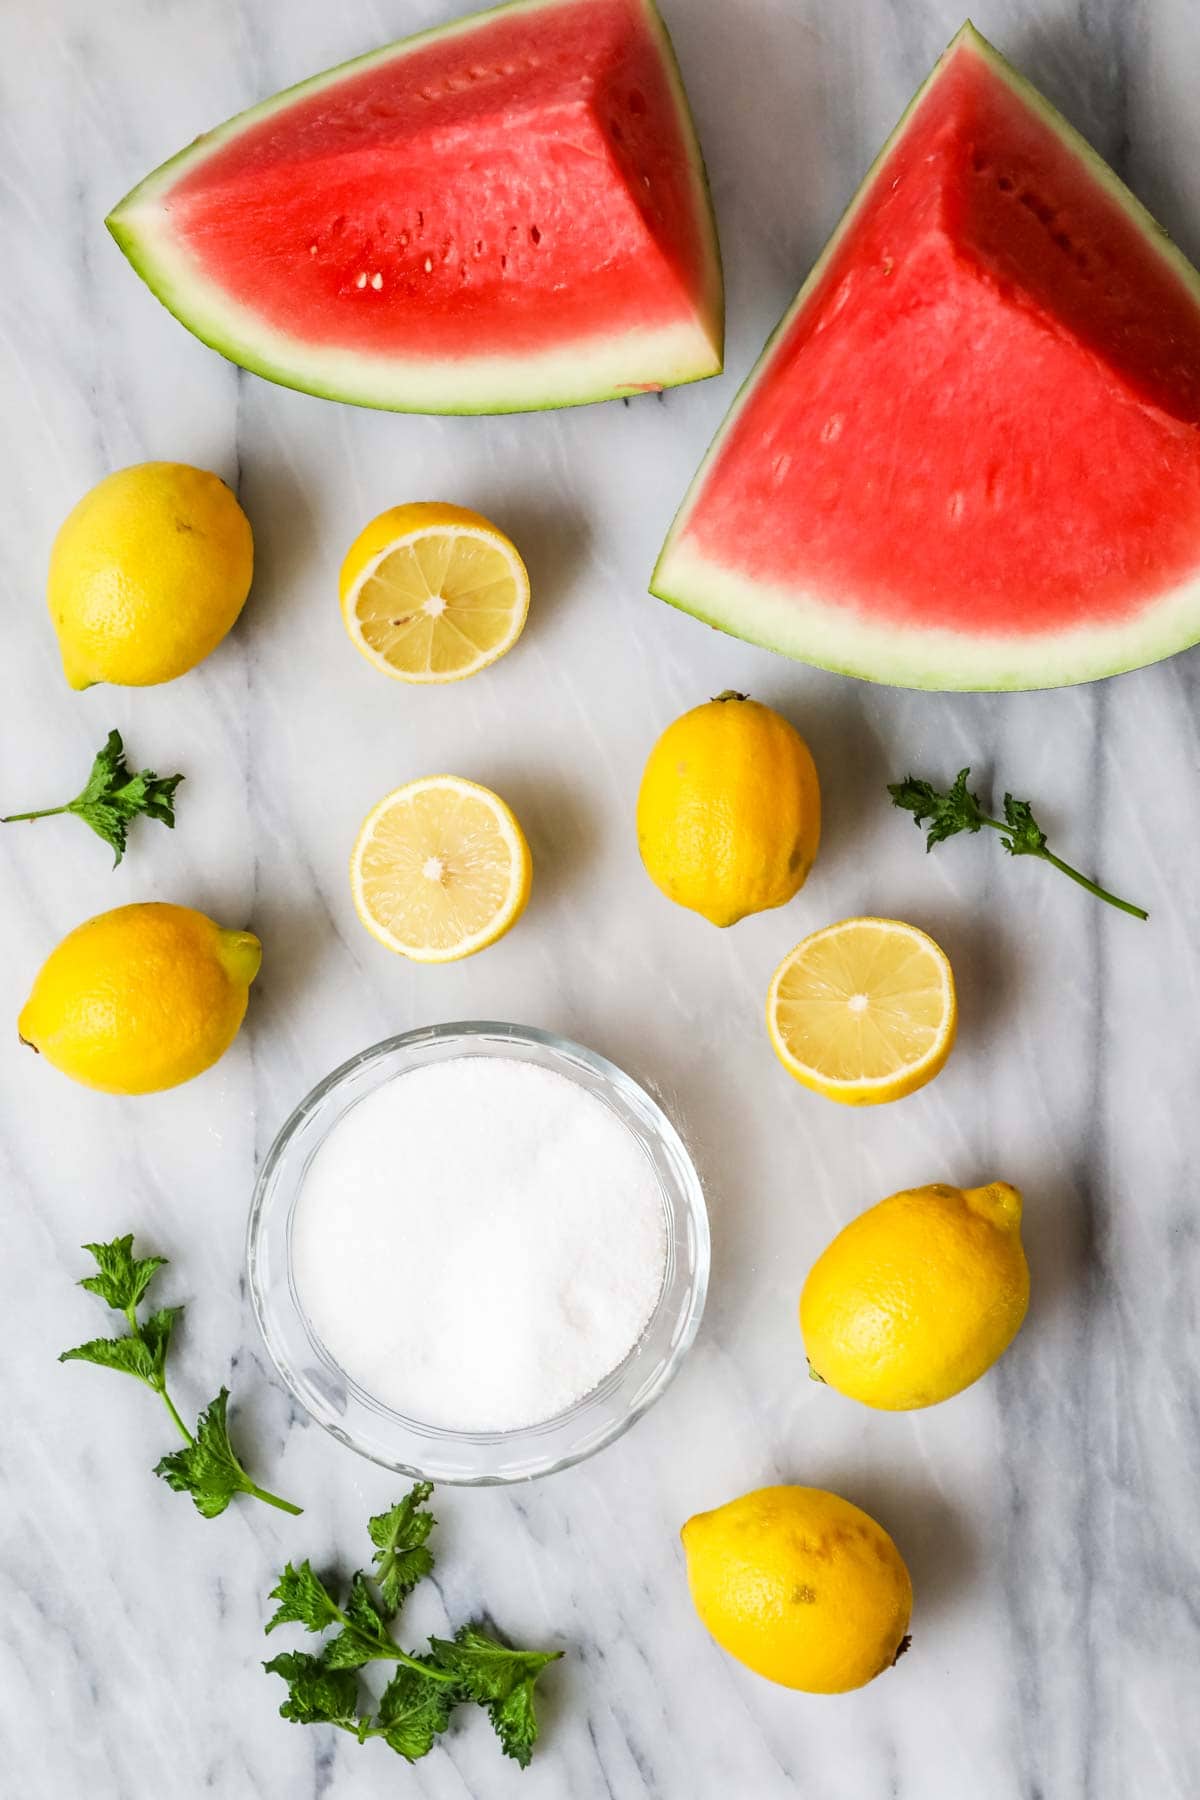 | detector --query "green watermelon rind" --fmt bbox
[651,21,1200,691]
[106,0,724,416]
